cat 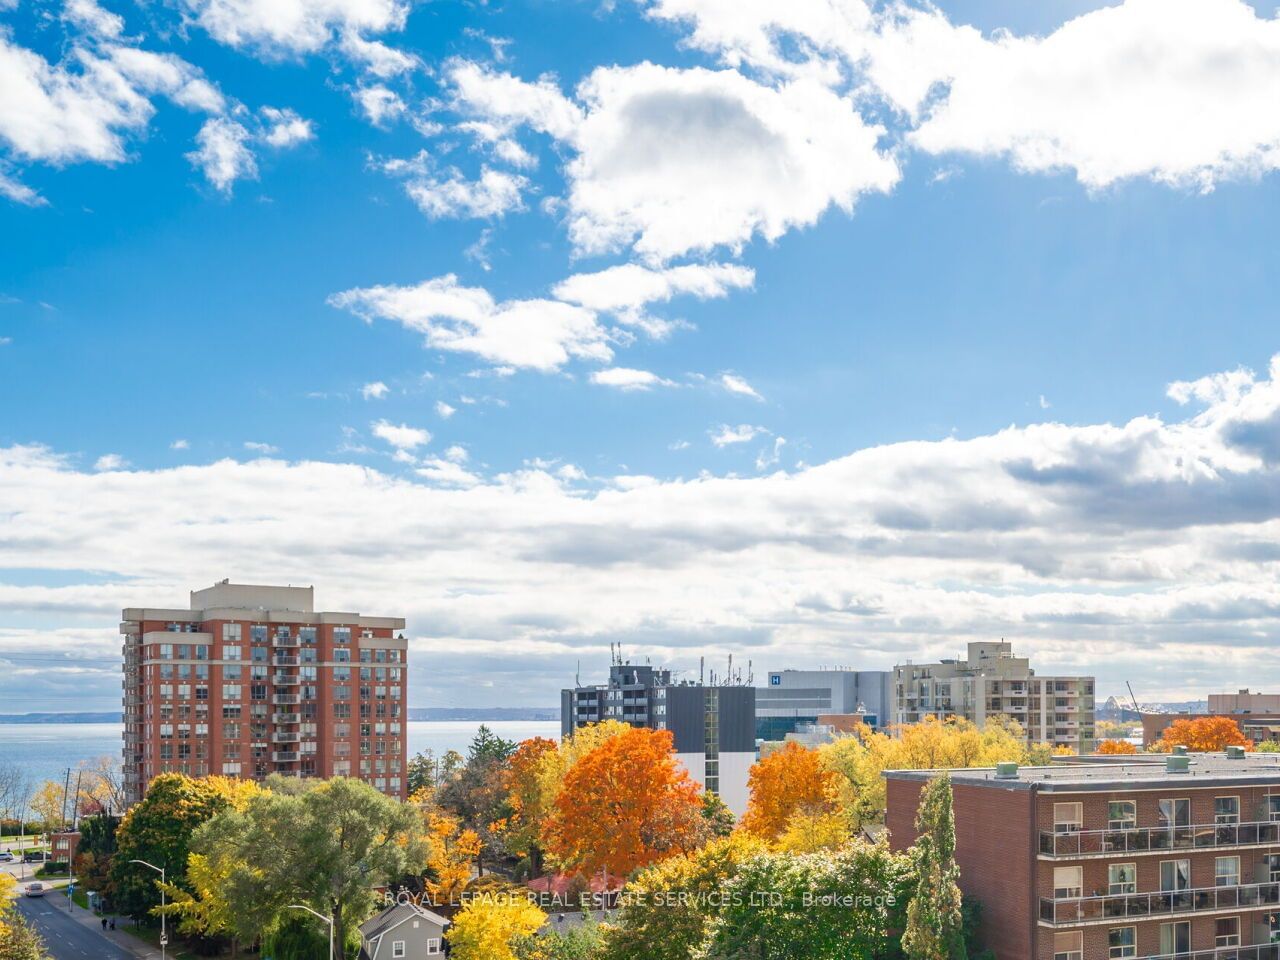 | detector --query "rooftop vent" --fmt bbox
[1227,745,1246,759]
[1172,745,1188,756]
[994,762,1019,780]
[1166,755,1190,774]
